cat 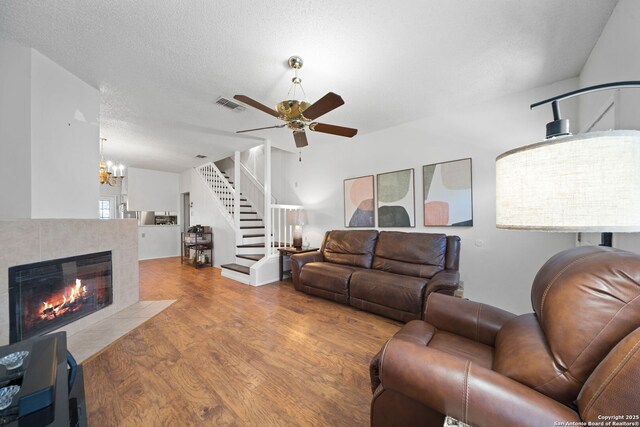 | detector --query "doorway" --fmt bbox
[181,192,191,232]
